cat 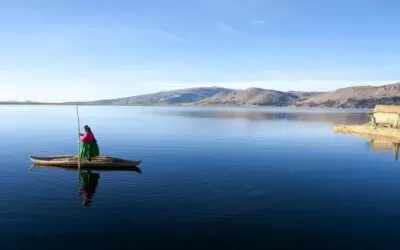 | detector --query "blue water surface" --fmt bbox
[0,105,399,250]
